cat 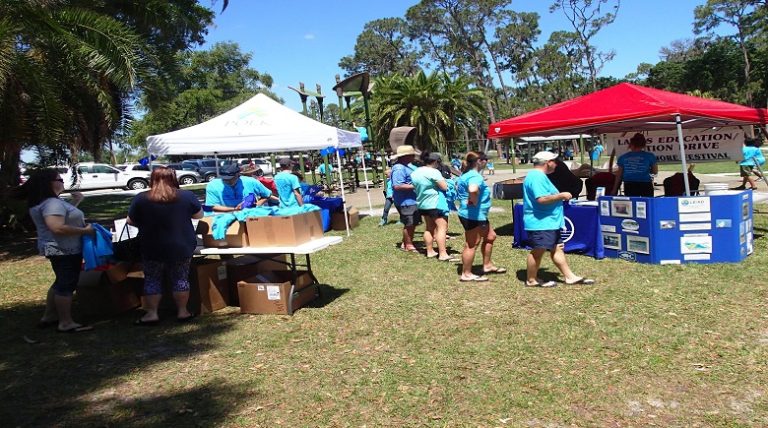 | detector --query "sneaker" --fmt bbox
[378,219,387,227]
